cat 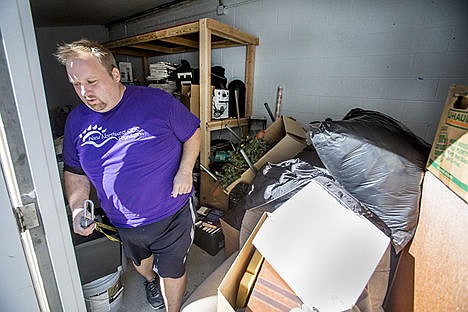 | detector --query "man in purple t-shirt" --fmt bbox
[55,39,200,312]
